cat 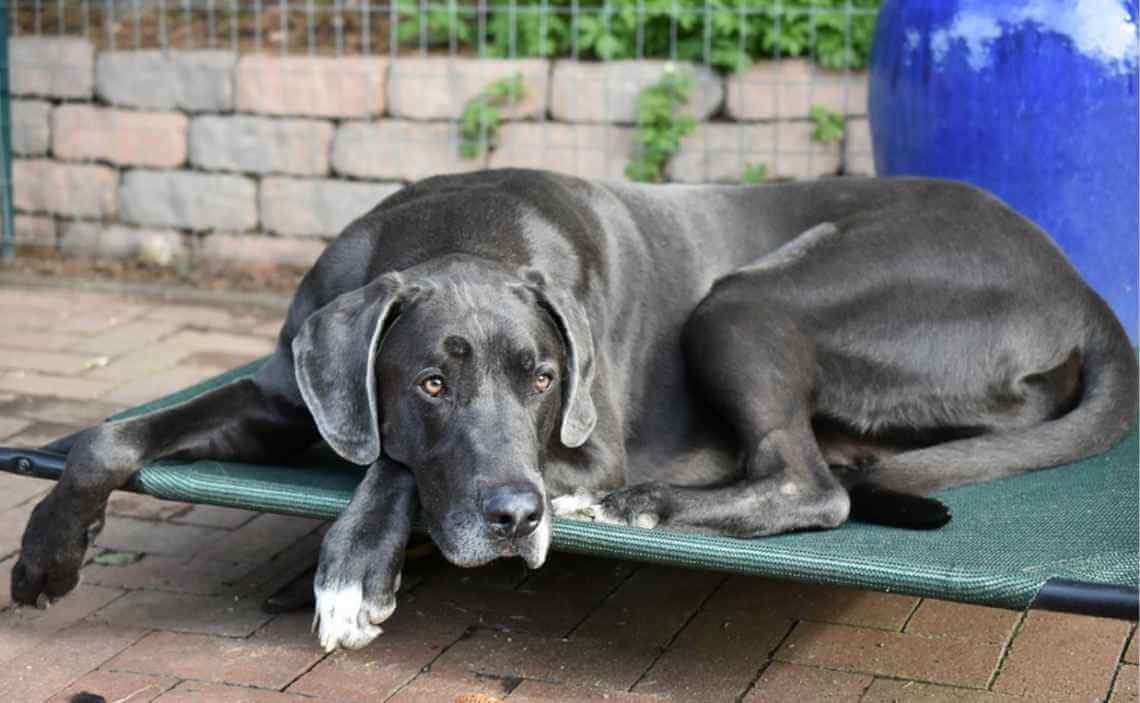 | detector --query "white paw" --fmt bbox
[551,491,660,529]
[583,504,659,529]
[551,489,604,518]
[312,582,397,652]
